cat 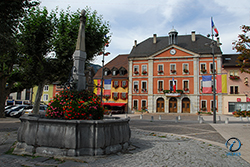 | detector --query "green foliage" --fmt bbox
[46,90,104,120]
[233,25,250,74]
